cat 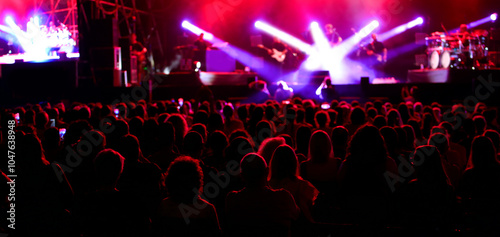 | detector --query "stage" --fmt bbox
[1,57,499,106]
